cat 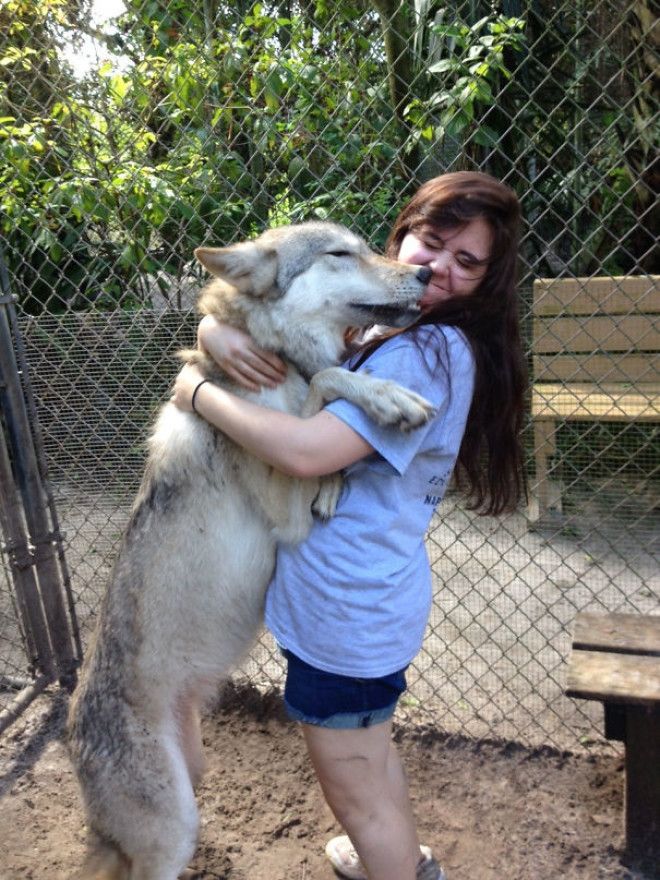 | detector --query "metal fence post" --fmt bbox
[0,250,80,692]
